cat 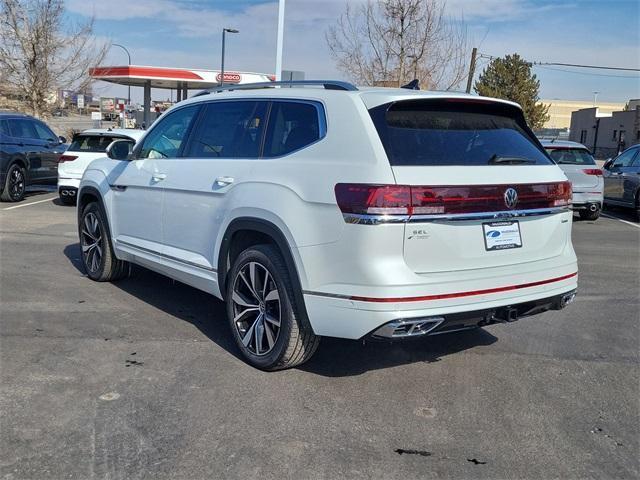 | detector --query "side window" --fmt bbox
[33,121,57,142]
[9,119,38,139]
[139,105,200,159]
[613,149,638,168]
[185,101,268,159]
[264,101,323,157]
[0,120,8,135]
